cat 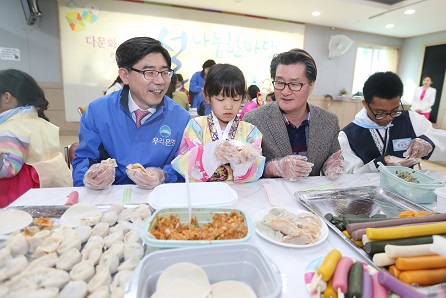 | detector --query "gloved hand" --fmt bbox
[385,155,421,167]
[214,140,238,164]
[84,162,116,190]
[323,150,345,179]
[265,155,313,181]
[126,165,166,189]
[403,138,433,159]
